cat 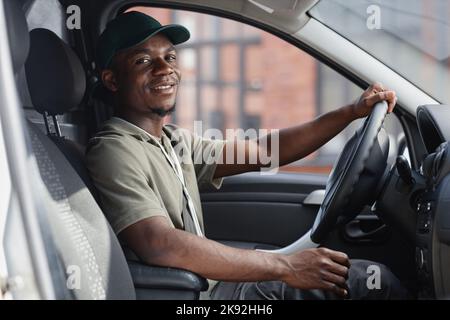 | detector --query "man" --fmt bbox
[87,11,406,300]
